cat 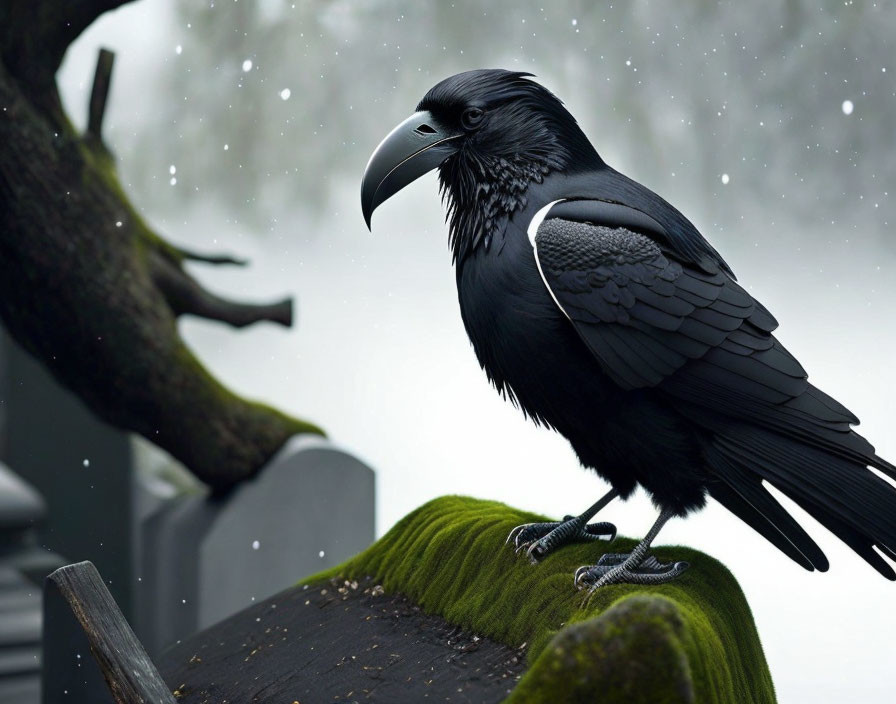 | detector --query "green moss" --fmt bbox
[508,596,695,704]
[306,495,776,704]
